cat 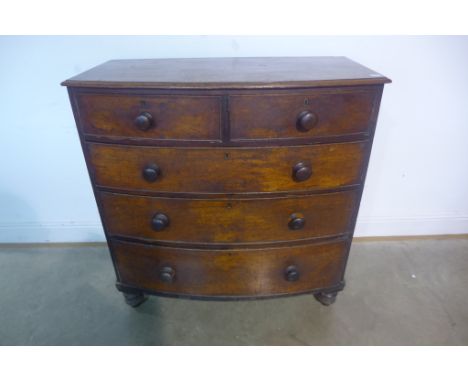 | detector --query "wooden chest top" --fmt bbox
[62,57,390,89]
